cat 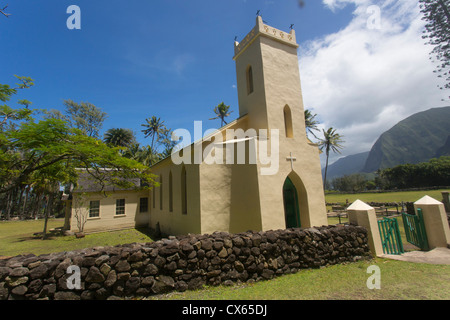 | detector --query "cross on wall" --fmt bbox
[287,152,297,170]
